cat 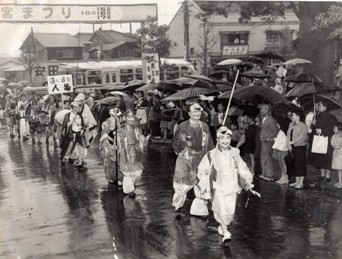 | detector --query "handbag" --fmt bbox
[311,134,328,154]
